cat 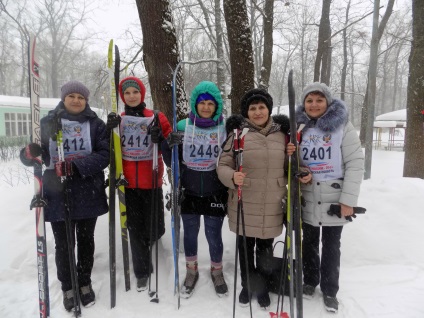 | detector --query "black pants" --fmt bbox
[51,217,97,291]
[126,188,165,279]
[302,222,343,297]
[238,235,274,294]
